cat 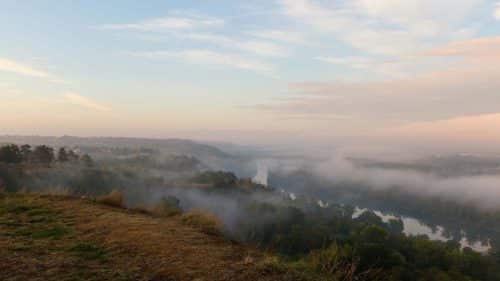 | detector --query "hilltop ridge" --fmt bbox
[0,193,298,281]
